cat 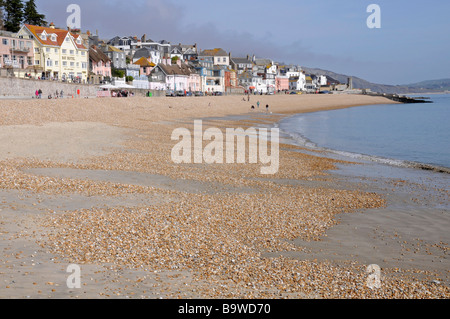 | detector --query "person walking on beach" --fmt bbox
[60,90,64,98]
[38,89,42,99]
[35,90,39,99]
[266,104,269,112]
[257,101,260,108]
